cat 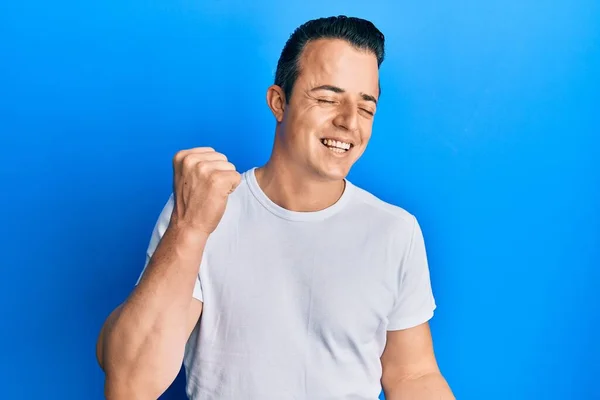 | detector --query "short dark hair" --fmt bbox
[274,15,385,103]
